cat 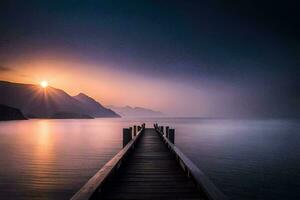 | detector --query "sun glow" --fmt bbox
[40,80,48,88]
